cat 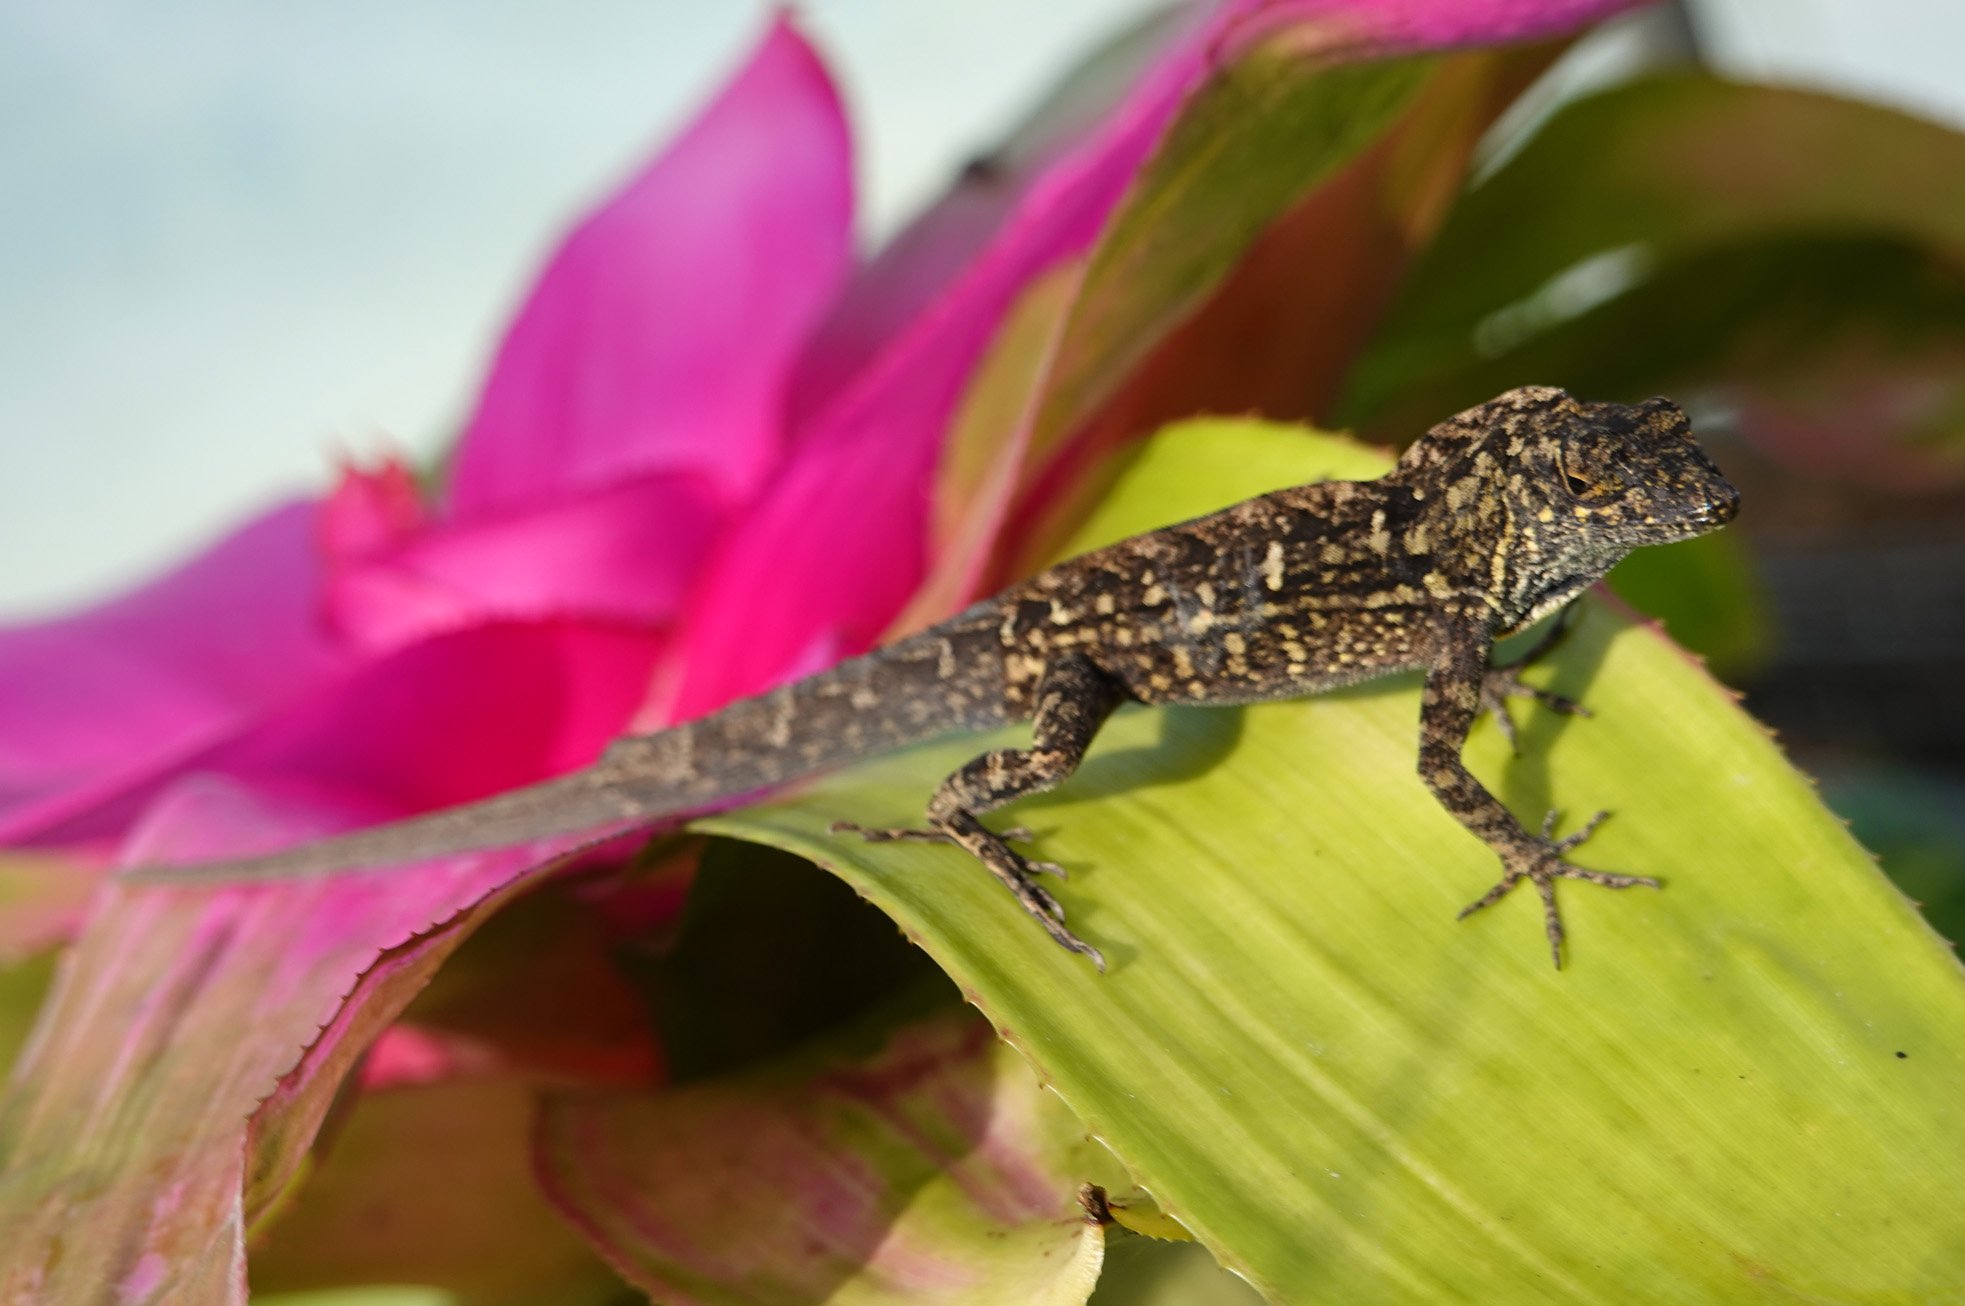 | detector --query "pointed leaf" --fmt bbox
[788,5,1204,426]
